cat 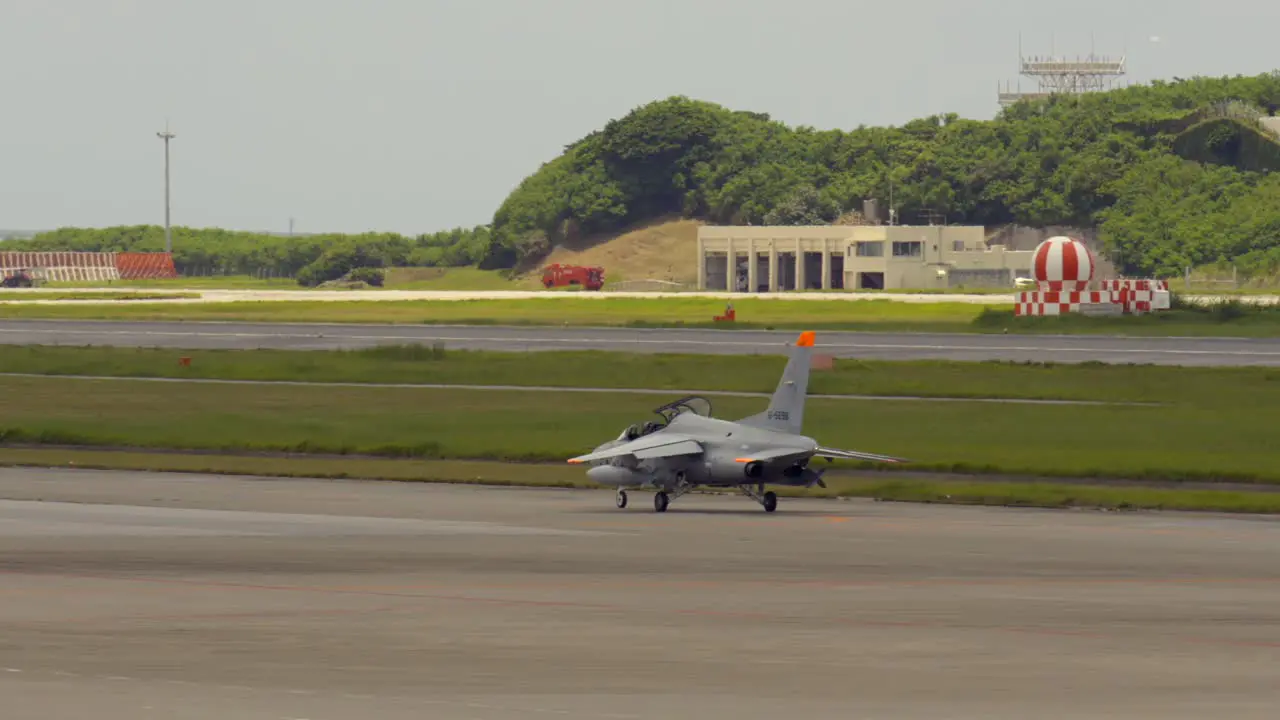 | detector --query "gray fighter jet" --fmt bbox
[568,331,907,512]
